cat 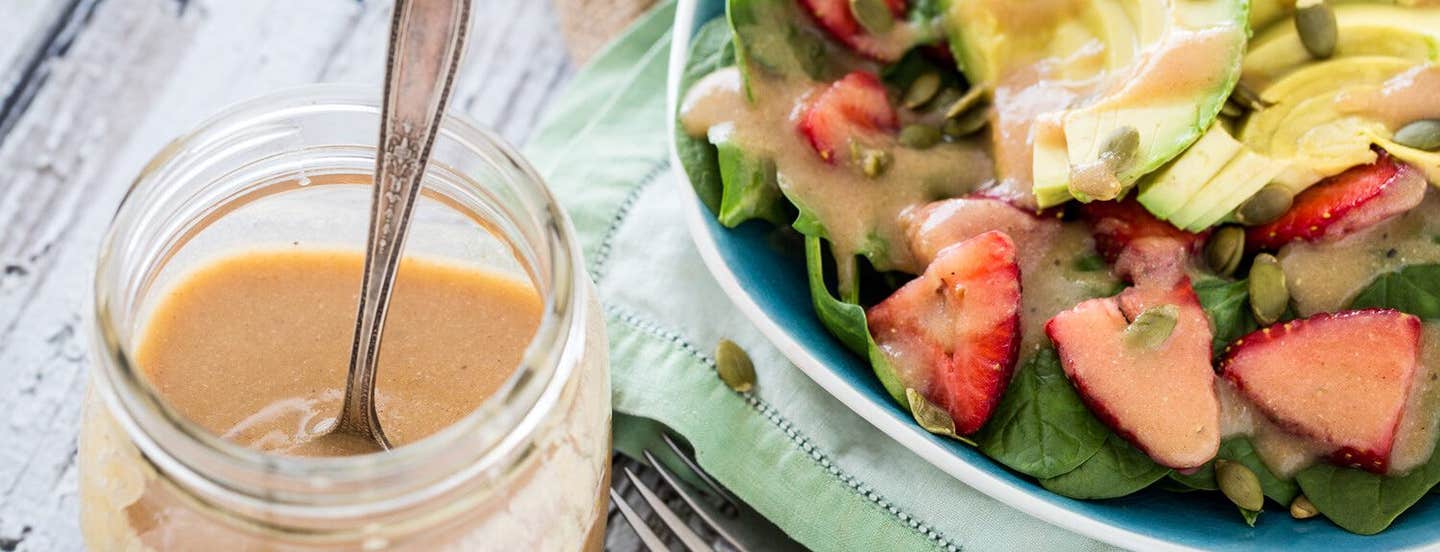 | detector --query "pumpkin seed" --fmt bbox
[1290,495,1320,519]
[1217,459,1265,511]
[1124,304,1180,350]
[849,0,895,35]
[860,148,892,178]
[1249,253,1289,325]
[1295,0,1337,59]
[1394,119,1440,151]
[1100,125,1140,172]
[902,72,943,109]
[1206,226,1246,277]
[944,85,987,120]
[943,106,989,137]
[1231,82,1274,112]
[715,339,756,392]
[1235,185,1293,226]
[899,124,943,149]
[906,388,977,445]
